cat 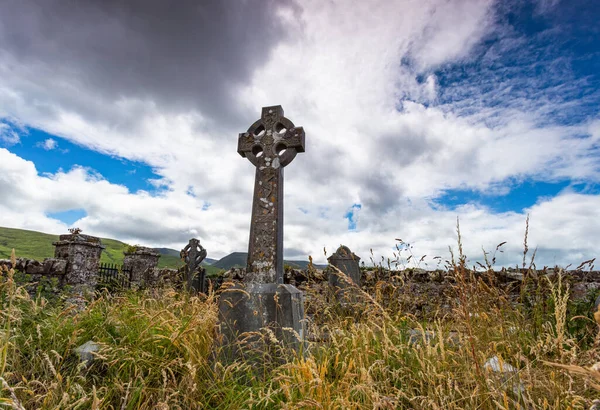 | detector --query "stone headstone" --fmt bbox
[53,233,105,299]
[328,245,361,303]
[180,238,207,293]
[123,246,161,287]
[219,105,306,349]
